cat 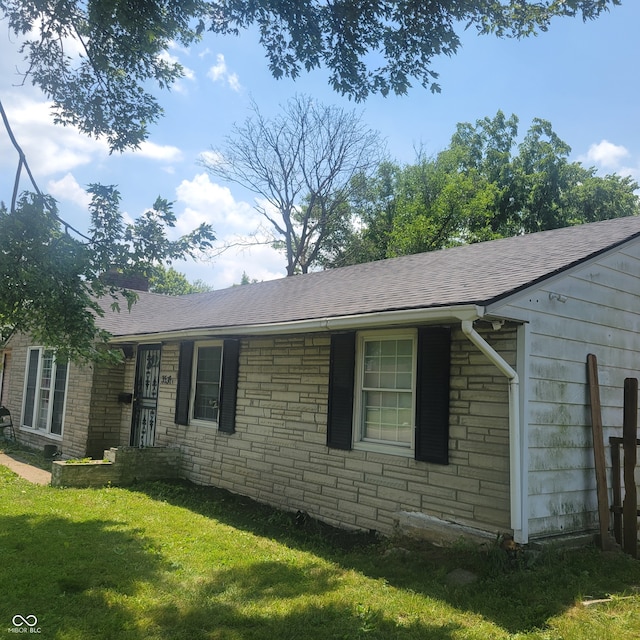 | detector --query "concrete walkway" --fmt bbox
[0,452,52,485]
